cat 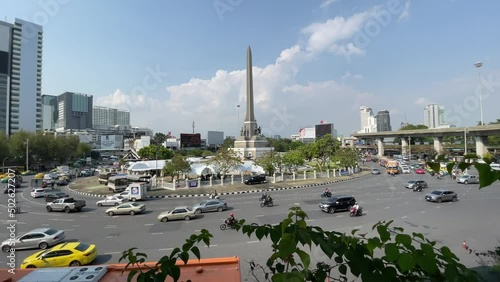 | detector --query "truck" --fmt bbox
[124,183,147,201]
[46,197,86,213]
